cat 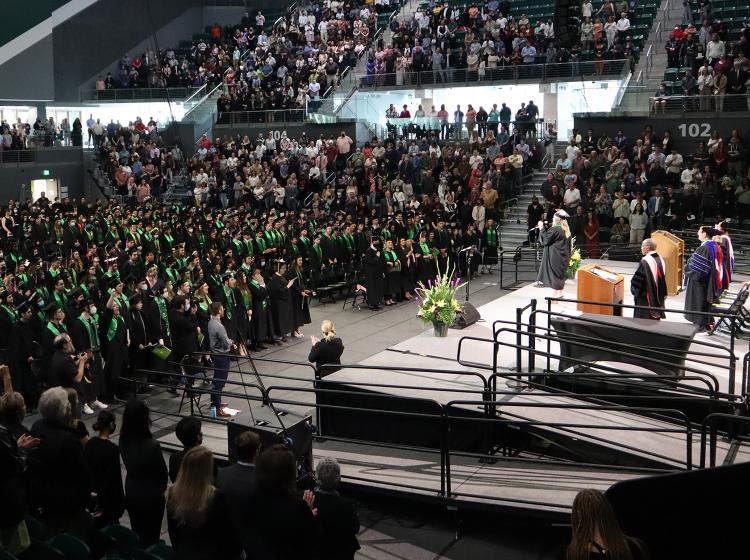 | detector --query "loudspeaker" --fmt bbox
[227,407,313,467]
[450,302,481,329]
[554,0,576,49]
